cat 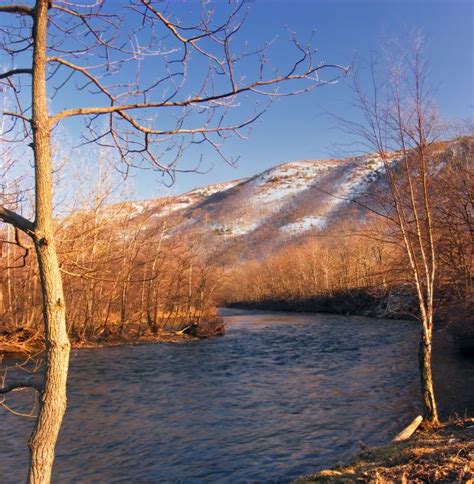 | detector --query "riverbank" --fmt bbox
[0,318,225,355]
[2,310,473,481]
[297,418,474,483]
[226,288,416,320]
